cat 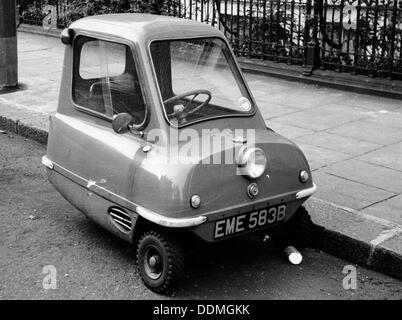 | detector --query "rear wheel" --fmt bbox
[137,230,184,294]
